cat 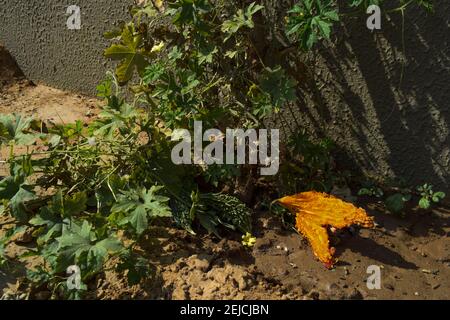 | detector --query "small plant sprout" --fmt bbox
[358,185,384,198]
[385,193,412,214]
[417,184,446,210]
